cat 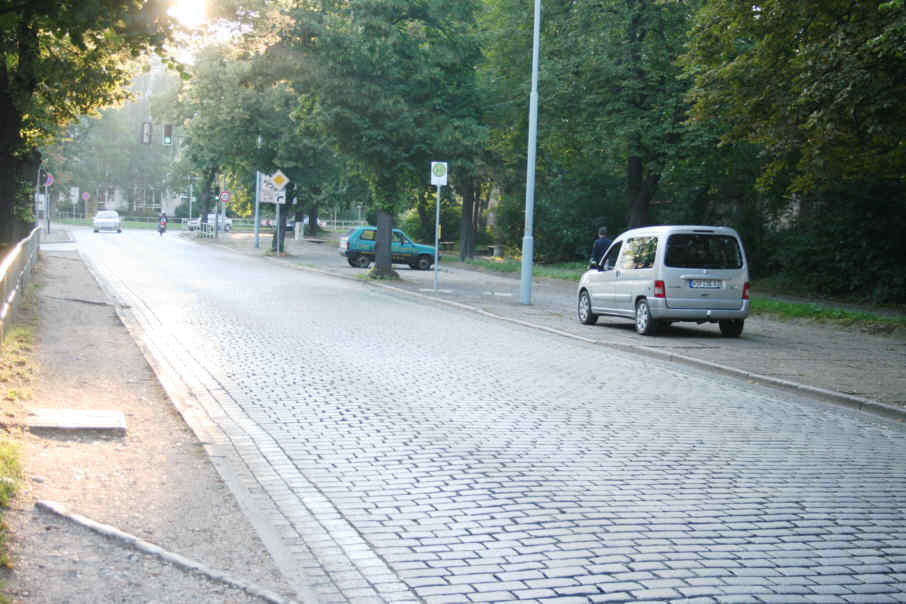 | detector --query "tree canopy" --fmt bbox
[0,0,178,240]
[683,0,906,192]
[10,0,905,302]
